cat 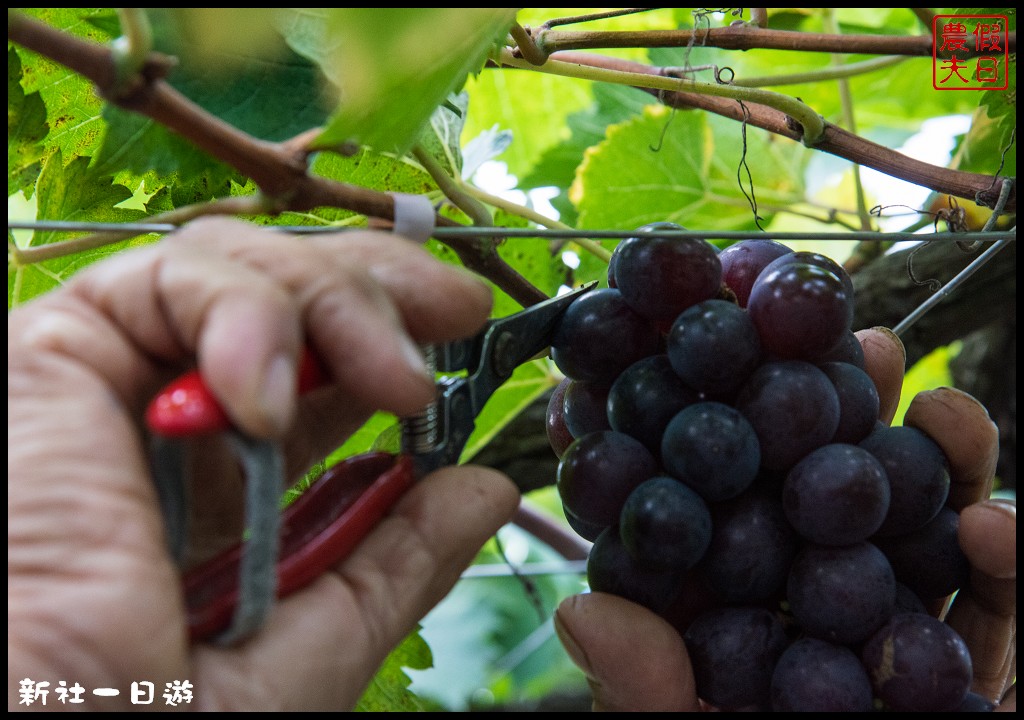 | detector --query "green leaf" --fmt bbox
[416,92,469,178]
[953,105,1016,178]
[522,82,652,191]
[572,106,805,232]
[92,9,333,182]
[460,359,560,464]
[313,8,519,155]
[14,9,117,164]
[355,628,433,712]
[8,47,47,197]
[461,67,593,182]
[9,152,150,308]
